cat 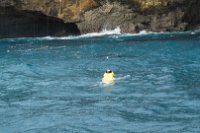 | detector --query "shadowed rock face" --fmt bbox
[0,0,200,38]
[0,7,80,38]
